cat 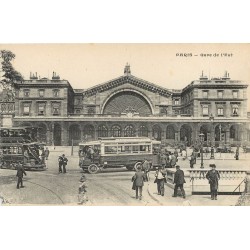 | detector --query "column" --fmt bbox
[225,129,230,144]
[51,123,54,146]
[46,128,51,145]
[176,130,180,142]
[61,125,69,146]
[211,124,215,146]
